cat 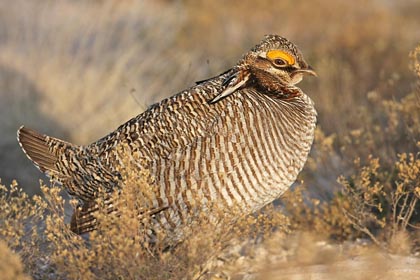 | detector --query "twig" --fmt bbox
[343,209,386,251]
[402,197,418,230]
